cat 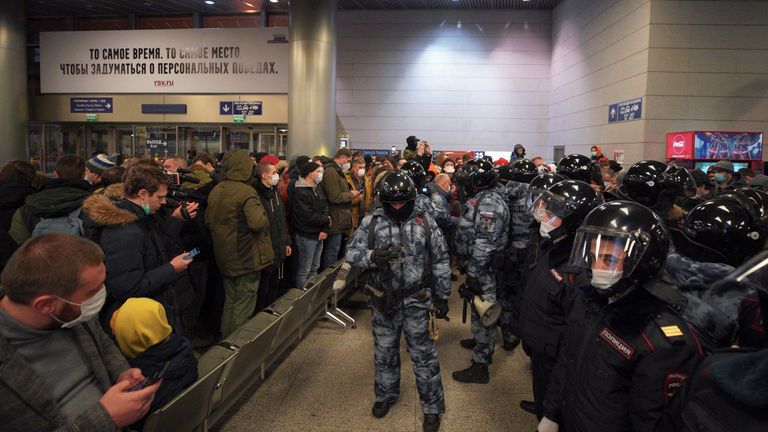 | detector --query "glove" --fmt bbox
[371,247,396,267]
[537,417,559,432]
[465,275,482,292]
[433,298,449,319]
